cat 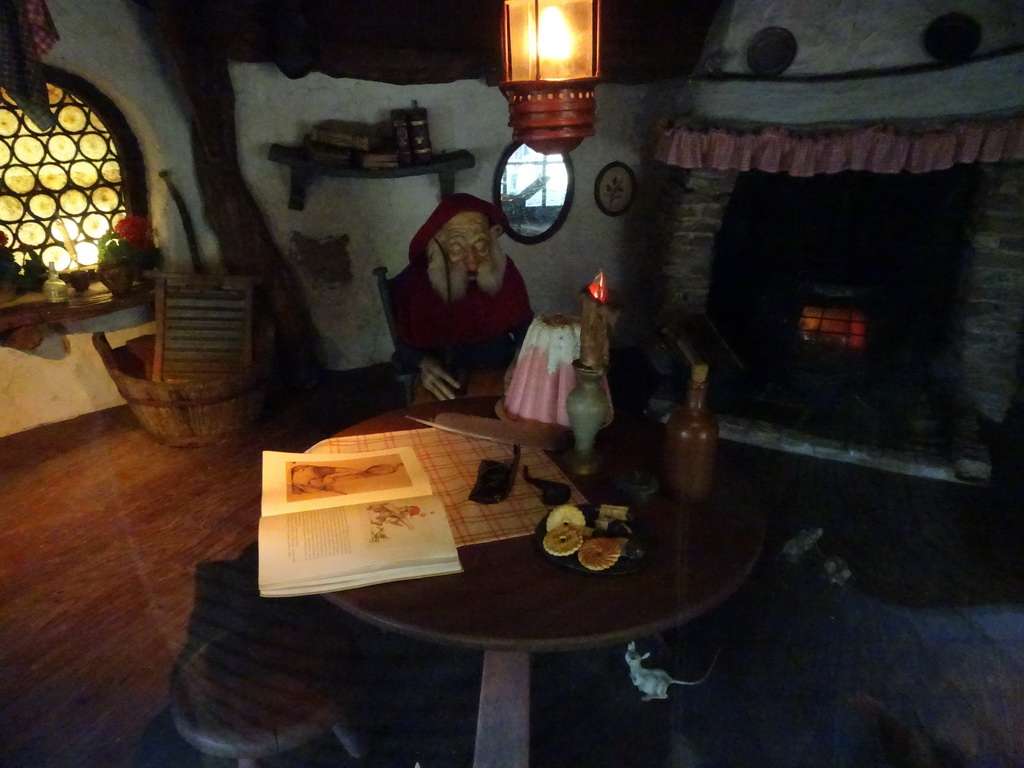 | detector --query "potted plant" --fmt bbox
[0,233,19,303]
[0,233,47,302]
[97,216,160,295]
